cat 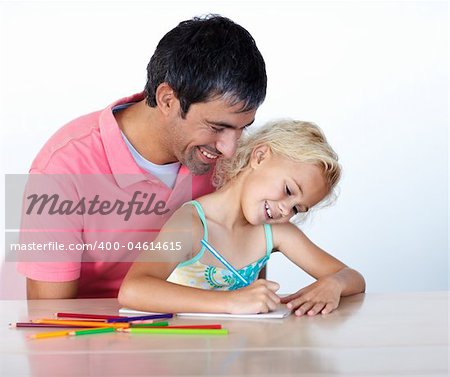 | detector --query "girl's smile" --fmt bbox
[240,145,329,225]
[264,201,273,220]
